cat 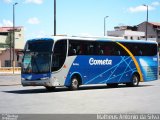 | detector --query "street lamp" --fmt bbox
[13,2,18,74]
[104,16,109,36]
[143,4,148,41]
[54,0,56,36]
